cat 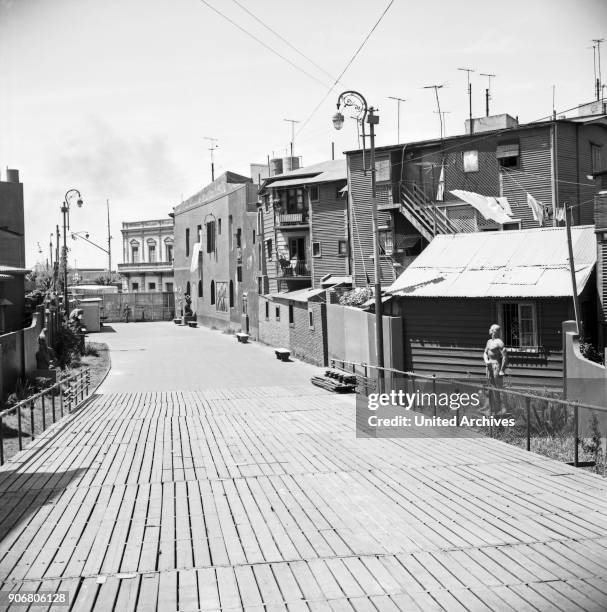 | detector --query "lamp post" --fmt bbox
[61,189,83,318]
[333,90,385,393]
